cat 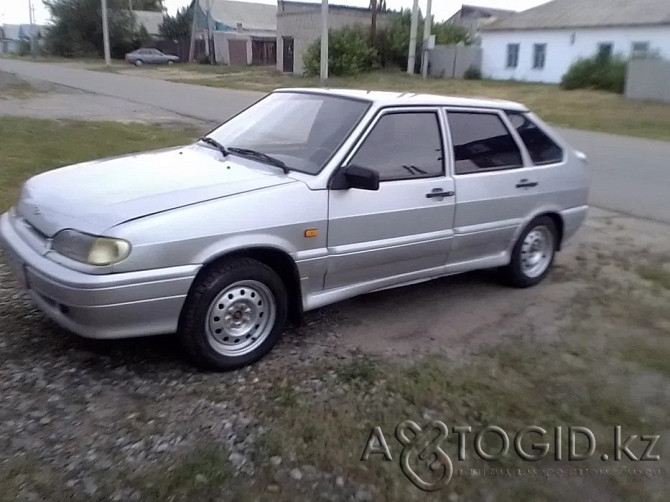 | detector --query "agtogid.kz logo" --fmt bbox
[361,421,662,492]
